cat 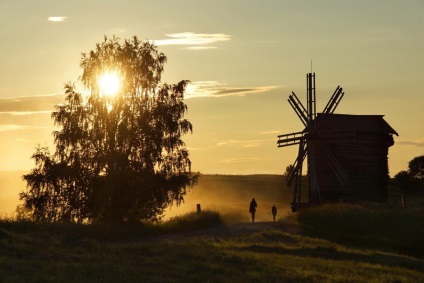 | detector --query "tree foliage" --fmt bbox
[283,165,294,177]
[20,36,198,223]
[394,155,424,192]
[408,155,424,181]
